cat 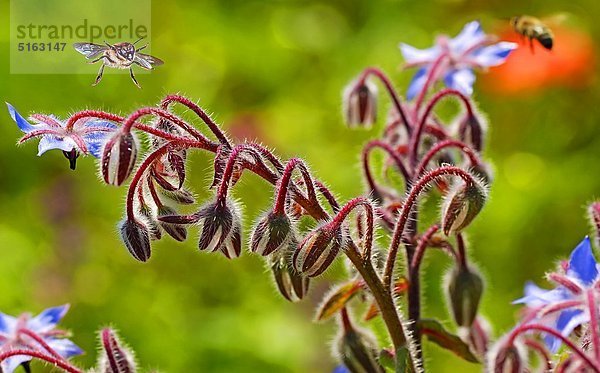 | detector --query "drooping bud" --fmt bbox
[588,201,600,248]
[157,205,187,241]
[251,211,294,256]
[441,179,487,236]
[160,188,195,204]
[96,328,137,373]
[119,218,151,262]
[151,151,186,191]
[293,225,342,277]
[343,78,378,129]
[459,112,486,152]
[194,199,242,258]
[487,337,527,373]
[335,311,383,373]
[137,203,162,240]
[269,251,309,302]
[446,264,484,327]
[102,131,137,186]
